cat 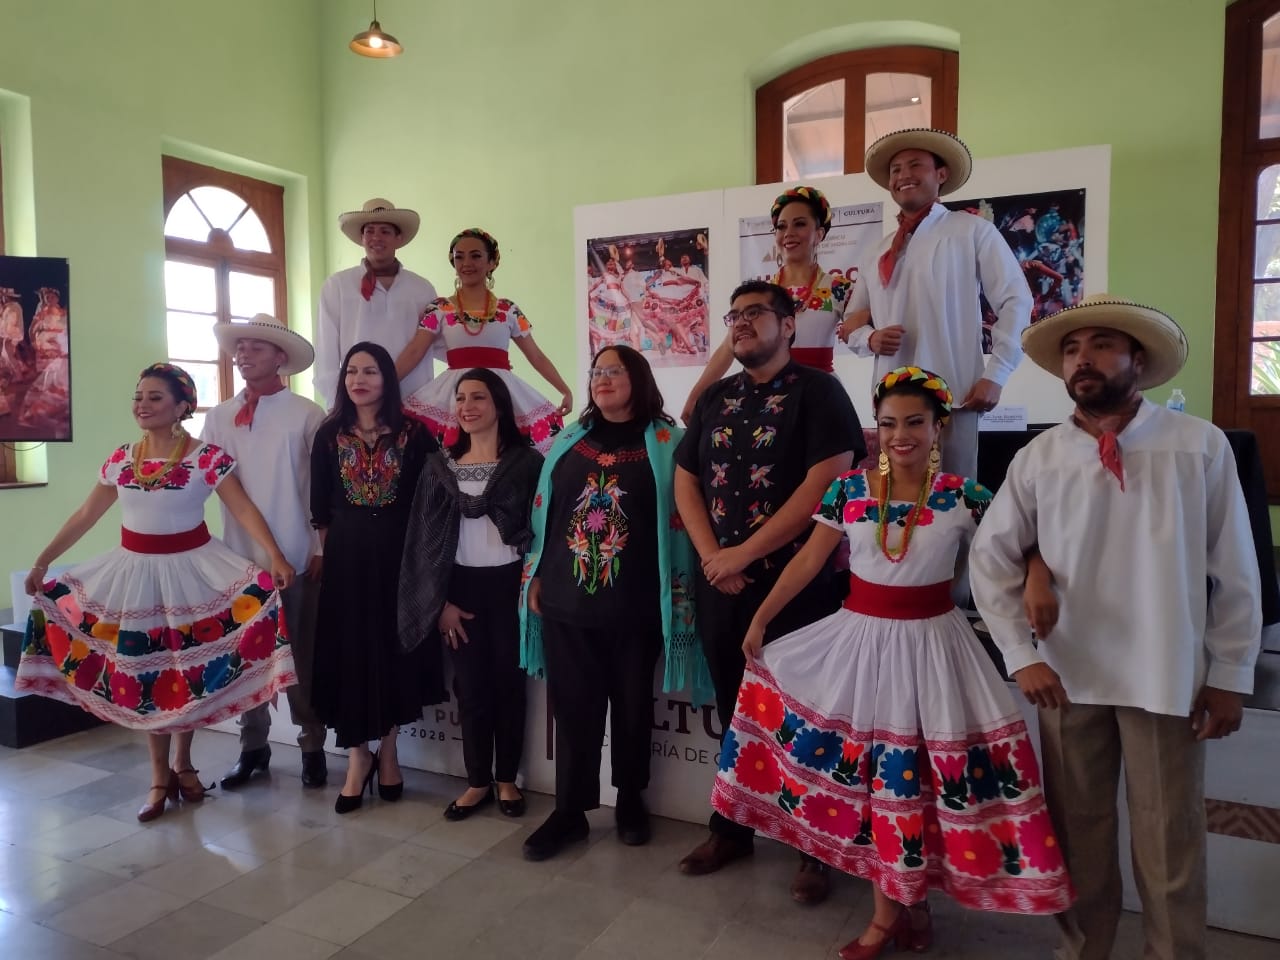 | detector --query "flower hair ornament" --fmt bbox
[873,365,953,421]
[770,185,833,233]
